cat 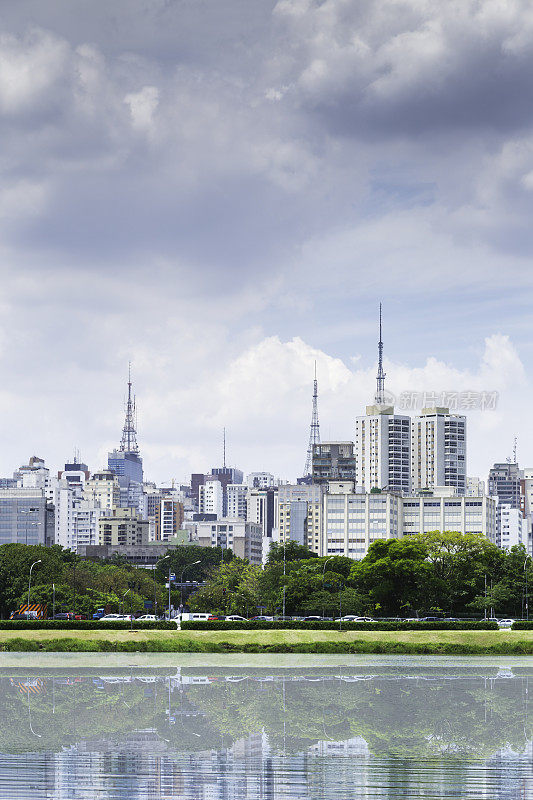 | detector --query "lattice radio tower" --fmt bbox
[375,302,386,404]
[304,362,321,477]
[120,362,139,454]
